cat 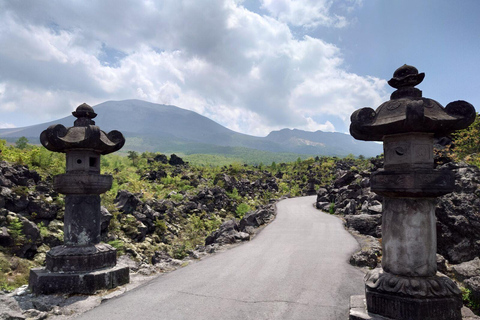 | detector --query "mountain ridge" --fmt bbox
[0,99,382,158]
